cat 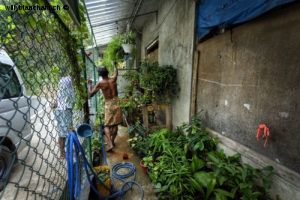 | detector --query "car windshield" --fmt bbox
[0,63,22,100]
